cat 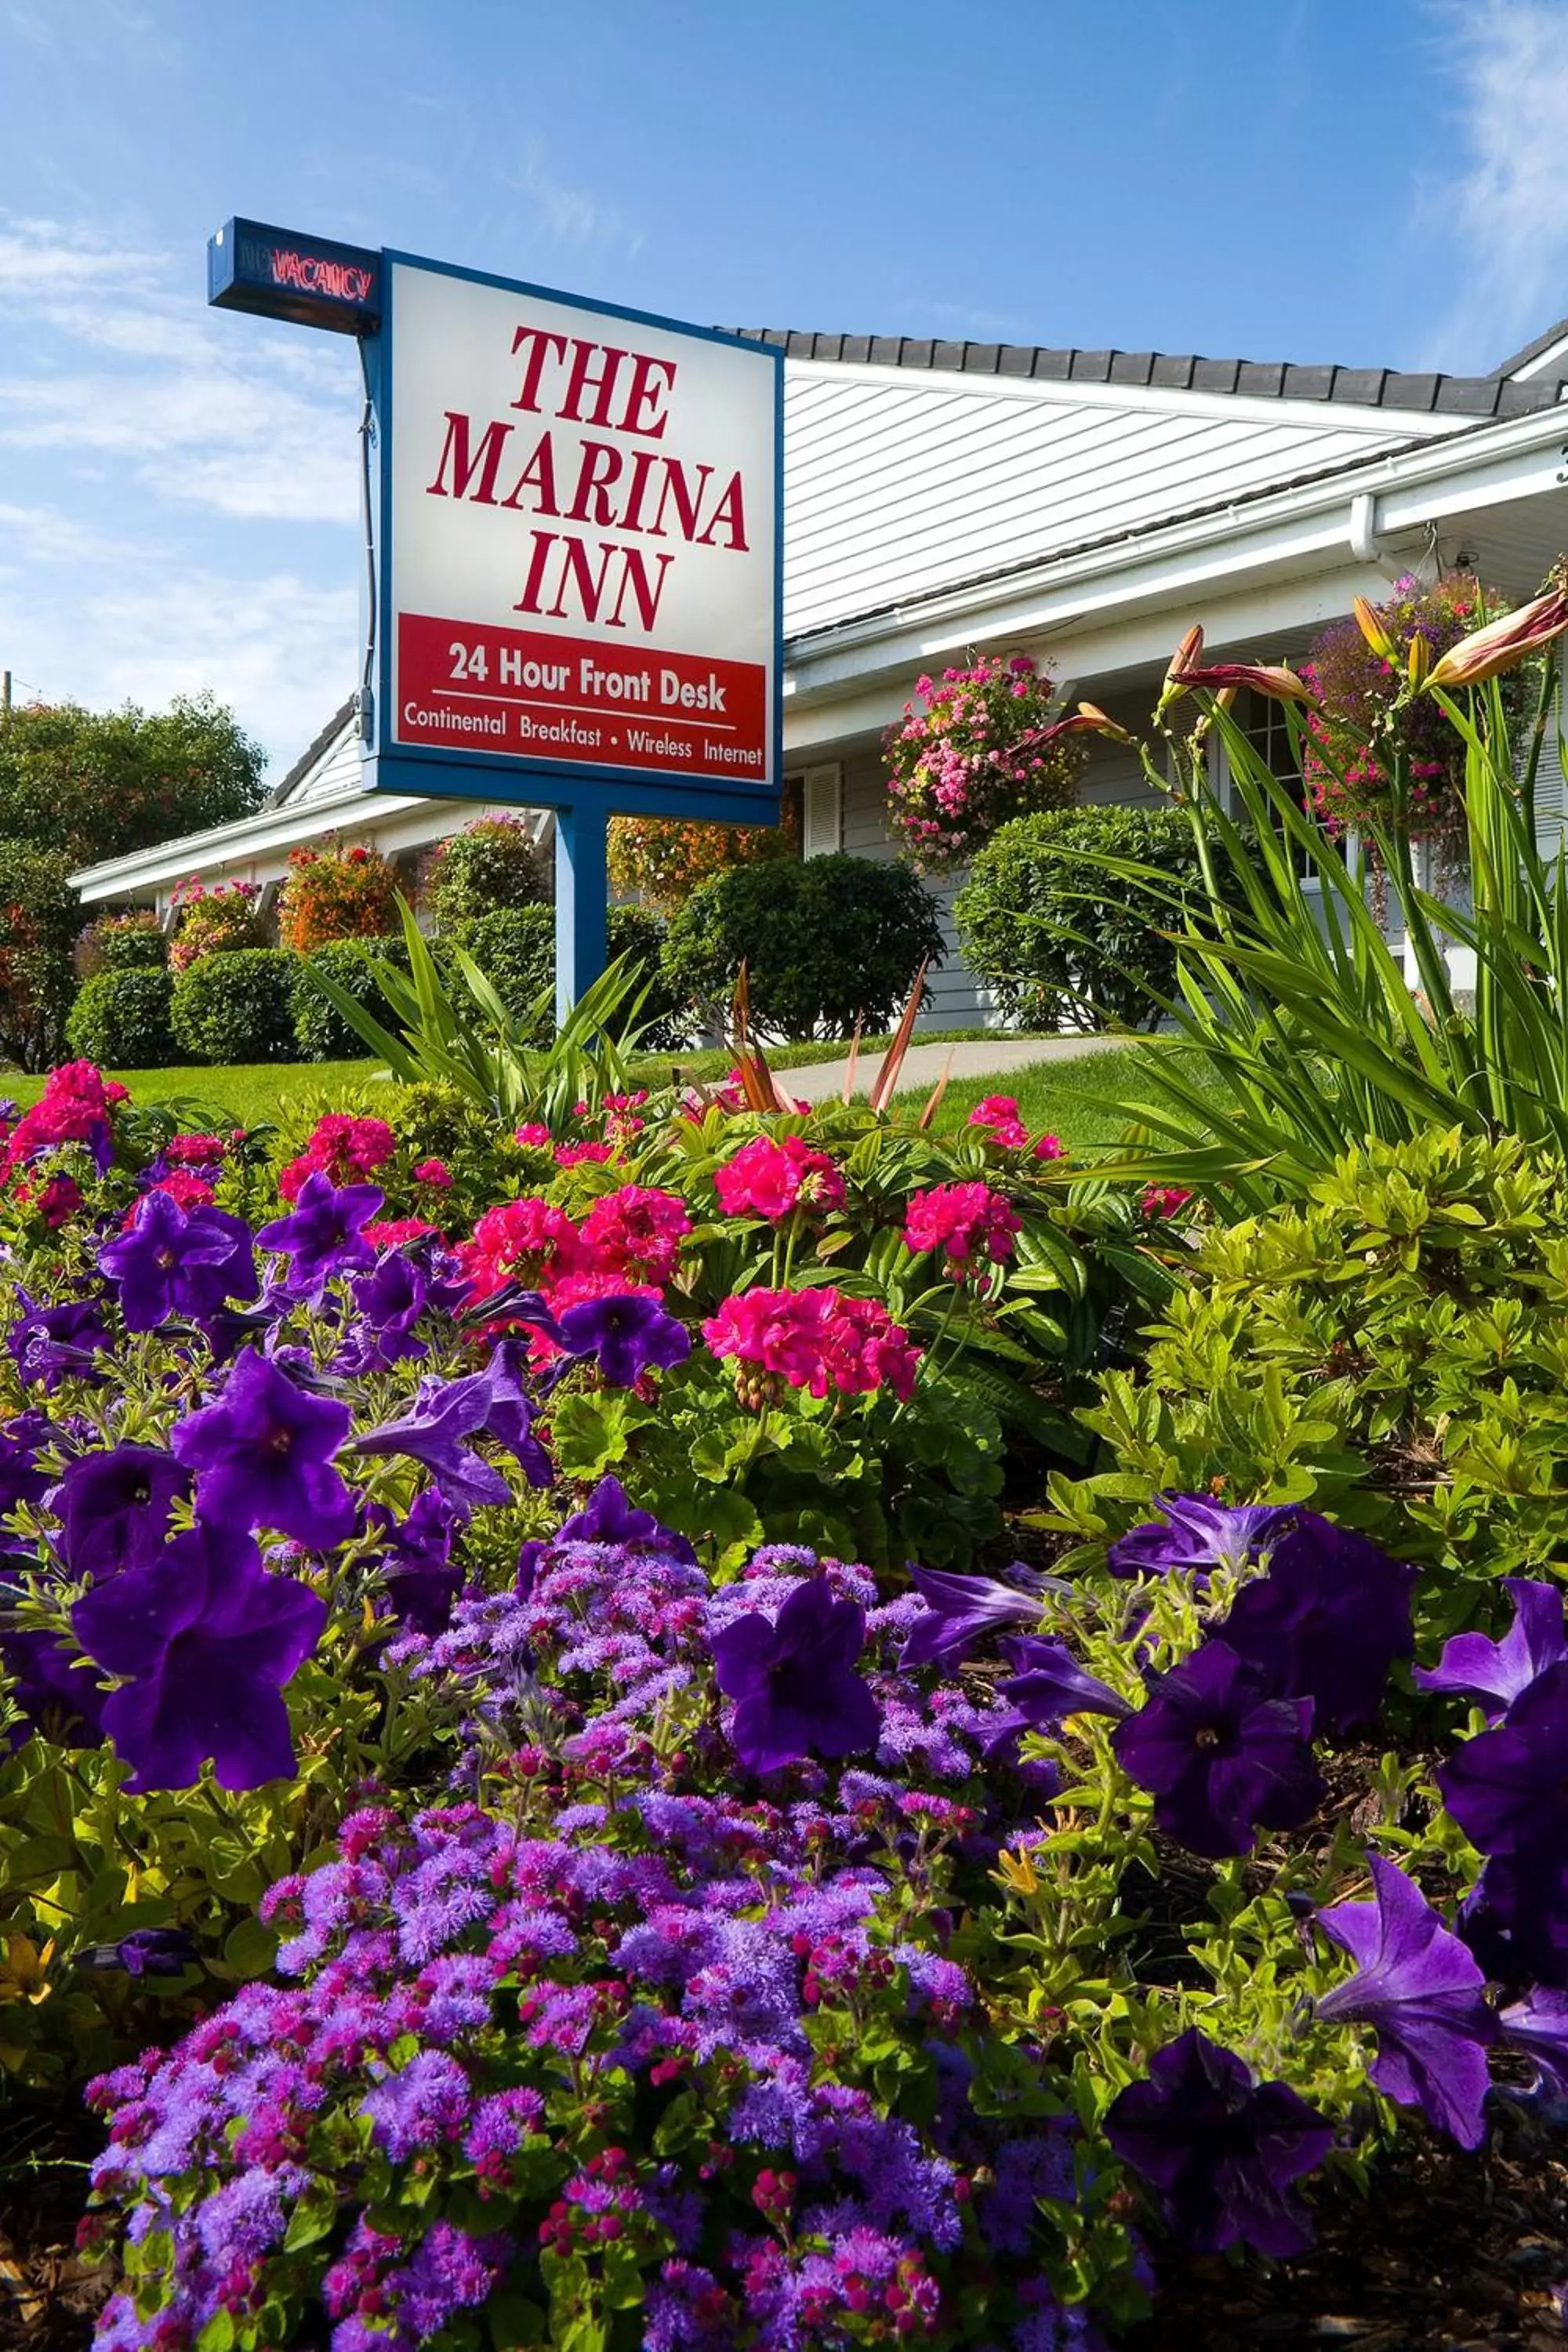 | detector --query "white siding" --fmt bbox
[782,366,1455,637]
